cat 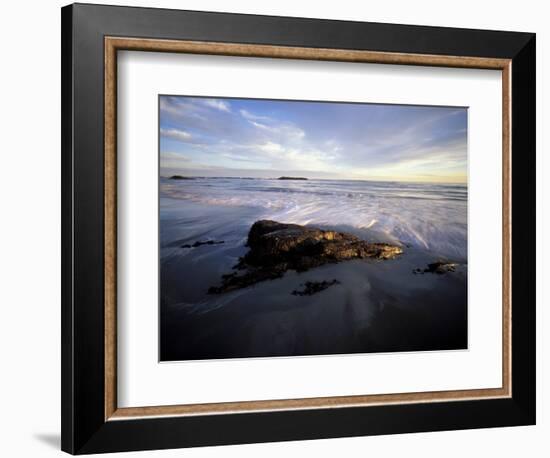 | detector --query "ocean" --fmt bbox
[161,177,467,261]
